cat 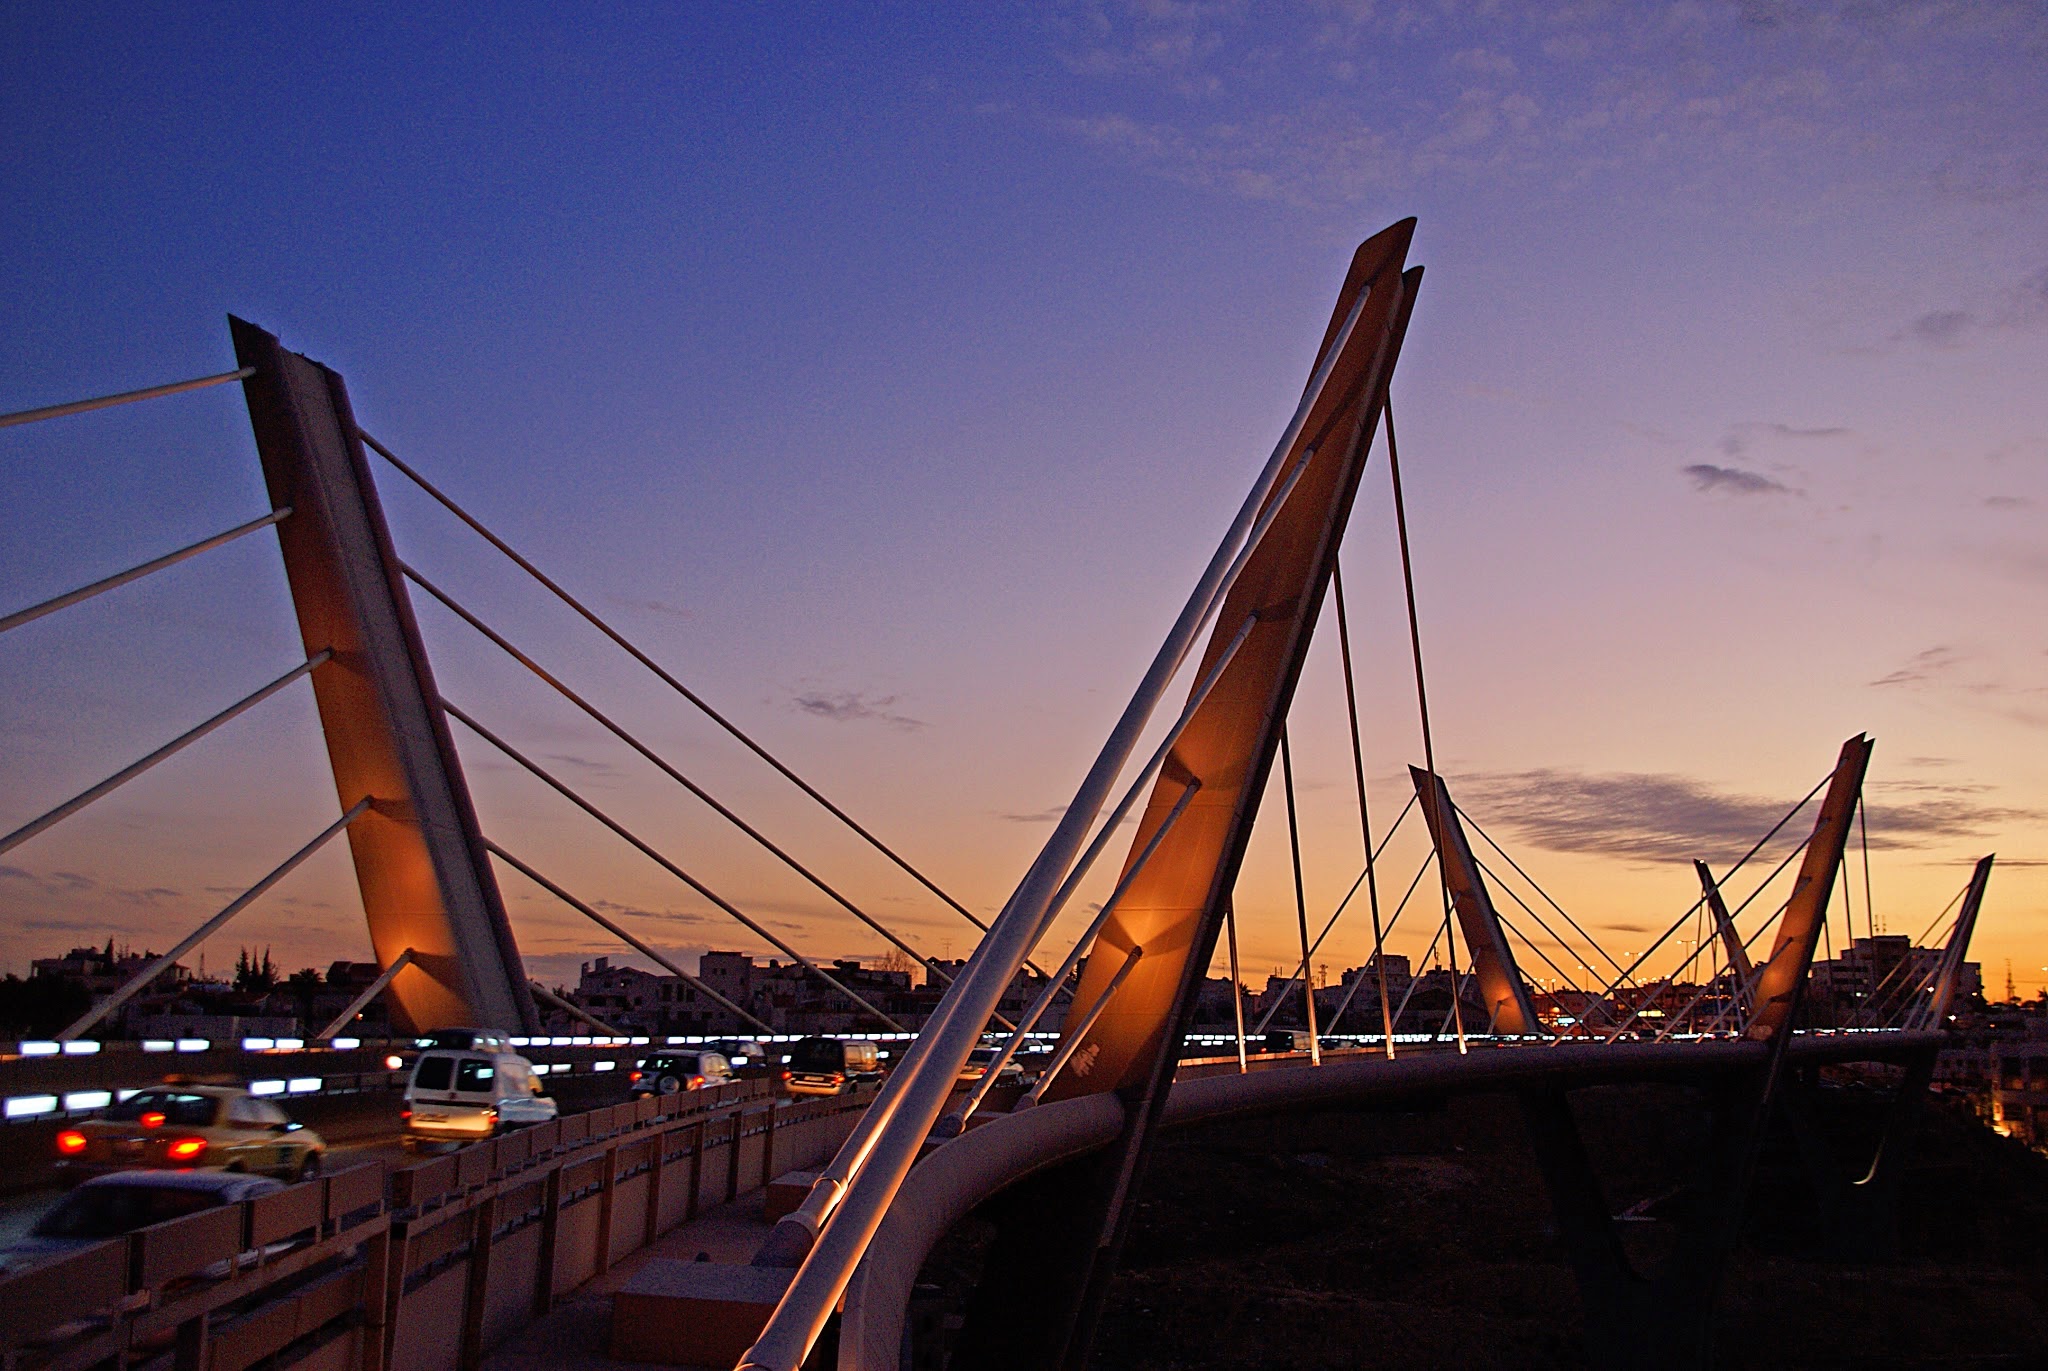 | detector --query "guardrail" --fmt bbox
[0,1034,918,1125]
[0,1080,874,1371]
